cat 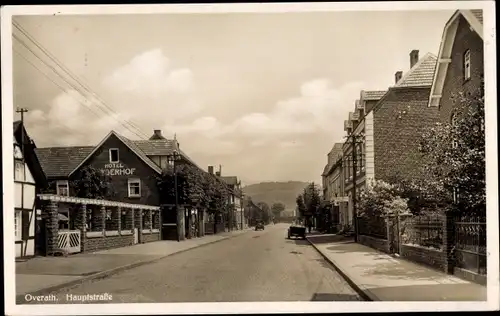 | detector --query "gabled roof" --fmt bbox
[14,121,48,187]
[68,131,162,176]
[36,130,204,179]
[133,139,176,156]
[361,90,387,101]
[321,164,329,177]
[394,53,438,88]
[220,176,238,186]
[429,9,484,107]
[35,146,95,178]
